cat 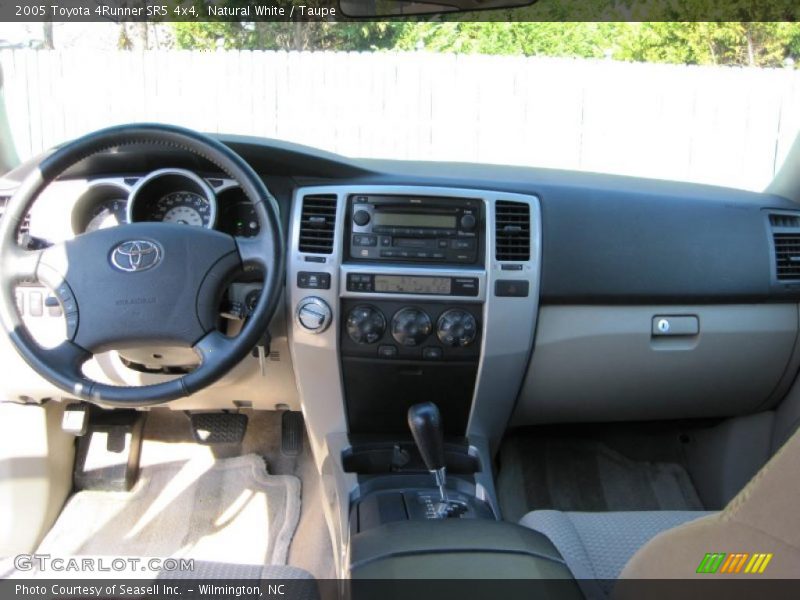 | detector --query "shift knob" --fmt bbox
[407,402,446,472]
